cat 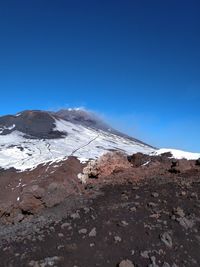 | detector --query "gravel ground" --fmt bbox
[1,177,200,267]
